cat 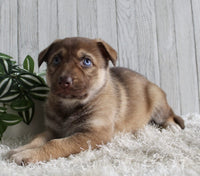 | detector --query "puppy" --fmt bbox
[8,37,184,165]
